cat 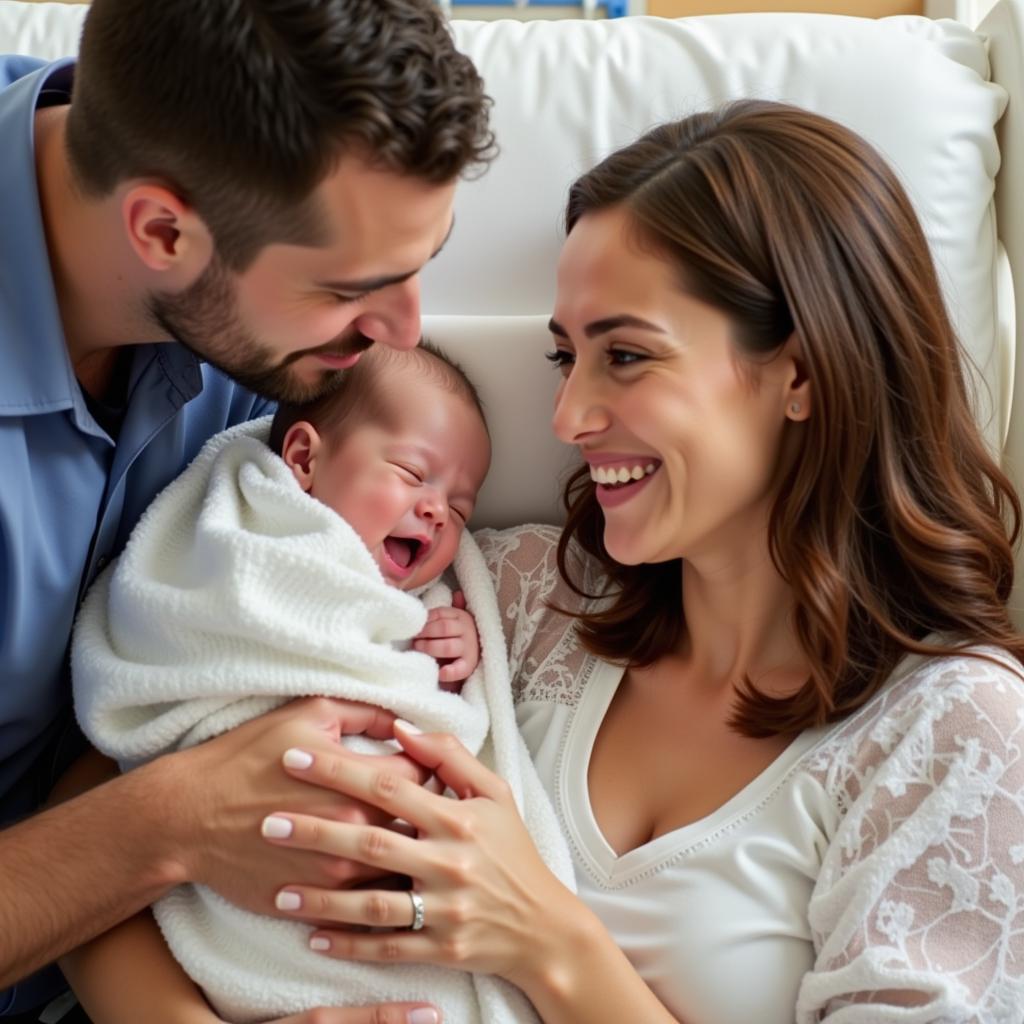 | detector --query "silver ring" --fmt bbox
[407,890,425,931]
